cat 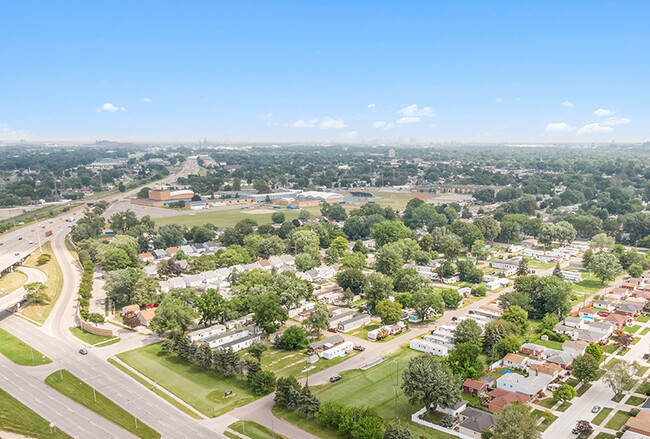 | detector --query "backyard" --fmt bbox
[117,342,259,417]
